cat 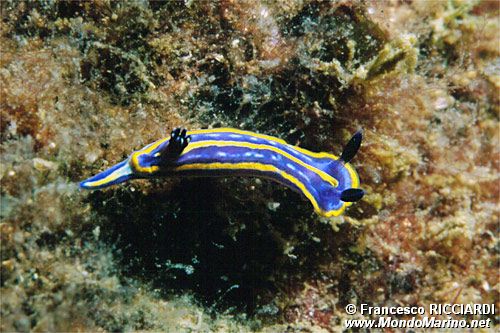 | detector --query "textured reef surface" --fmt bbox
[1,1,498,332]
